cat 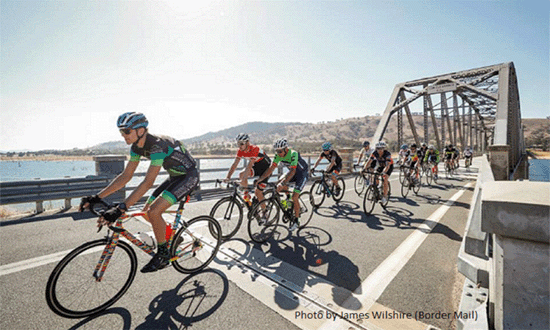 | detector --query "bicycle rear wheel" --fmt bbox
[45,239,137,318]
[363,186,377,215]
[426,167,433,185]
[310,181,326,207]
[332,177,346,202]
[248,198,280,243]
[298,191,314,228]
[209,196,243,240]
[171,216,221,274]
[399,166,405,184]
